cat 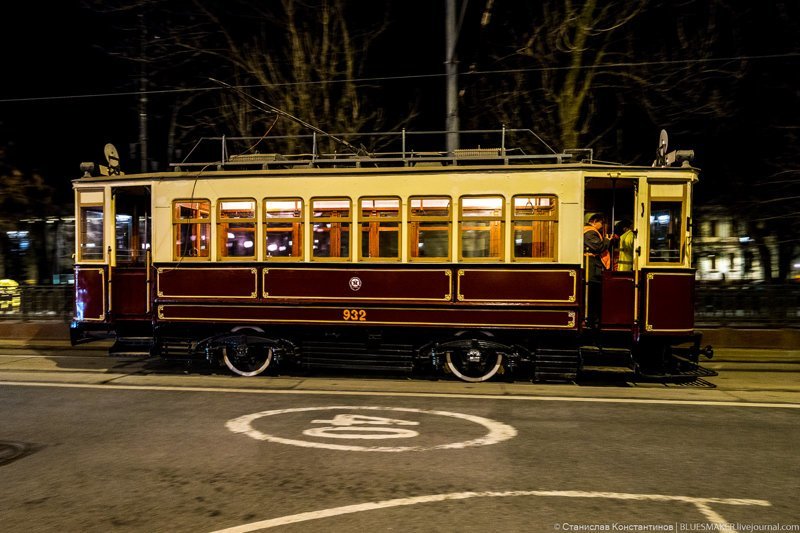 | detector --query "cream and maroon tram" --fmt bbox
[71,130,709,382]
